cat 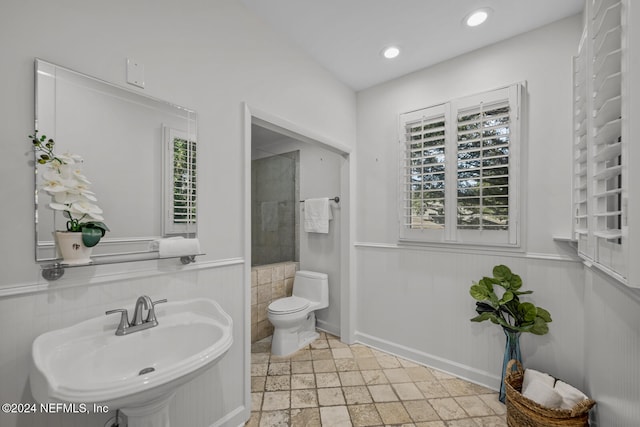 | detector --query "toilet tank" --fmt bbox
[293,270,328,308]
